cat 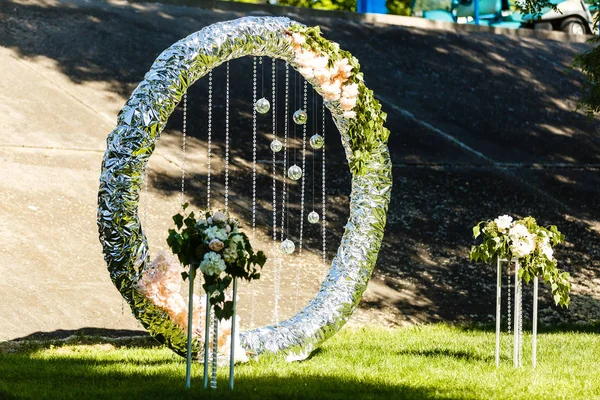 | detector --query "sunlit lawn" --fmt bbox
[1,324,599,399]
